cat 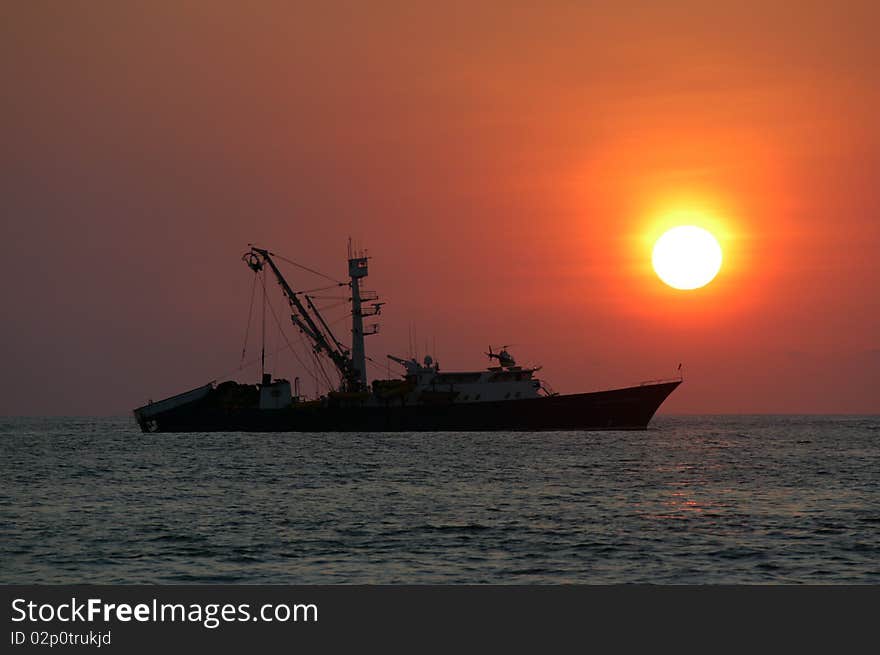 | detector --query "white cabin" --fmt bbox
[384,352,547,405]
